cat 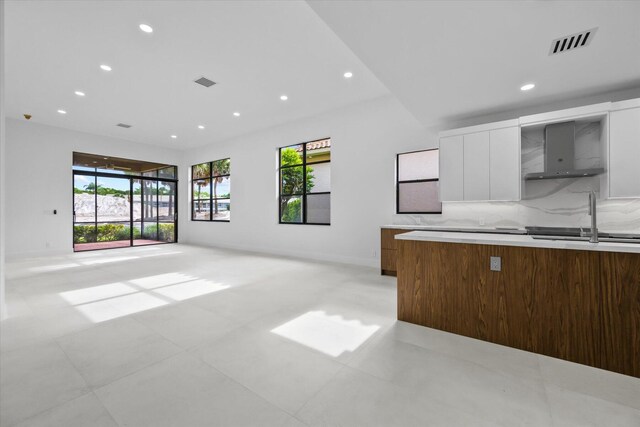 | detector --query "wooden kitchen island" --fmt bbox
[396,231,640,378]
